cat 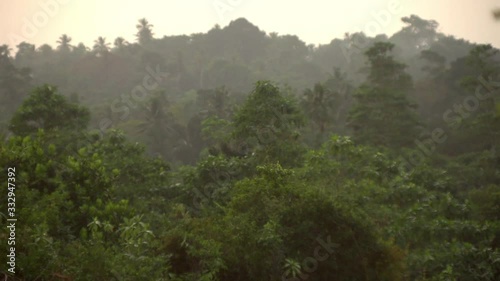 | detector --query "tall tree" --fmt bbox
[456,45,500,152]
[348,42,421,148]
[197,87,233,119]
[0,45,32,126]
[414,50,448,124]
[323,68,354,135]
[135,18,154,45]
[135,93,189,162]
[56,34,73,53]
[301,83,336,140]
[93,36,111,56]
[392,15,439,52]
